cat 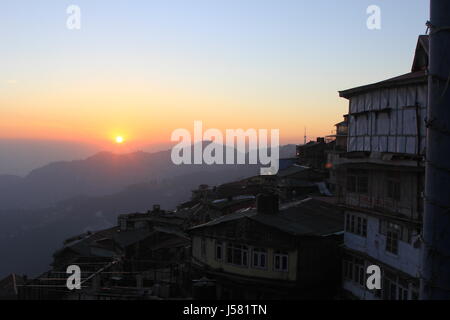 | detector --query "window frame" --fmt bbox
[226,243,249,267]
[386,229,399,255]
[273,251,289,272]
[215,241,223,261]
[343,256,354,280]
[387,178,401,201]
[353,258,366,287]
[345,213,368,238]
[385,222,401,255]
[252,248,268,270]
[347,169,369,195]
[200,237,206,259]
